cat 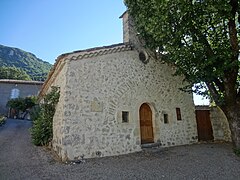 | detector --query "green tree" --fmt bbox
[6,96,36,119]
[0,66,31,80]
[125,0,240,149]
